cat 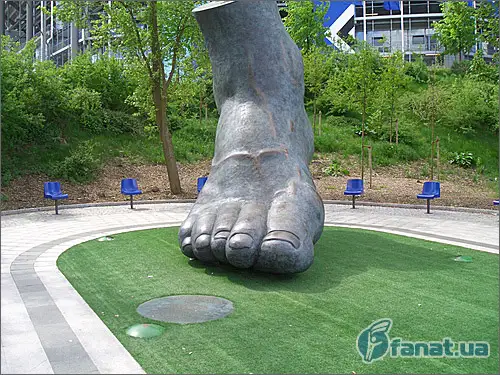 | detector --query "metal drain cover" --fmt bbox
[137,295,234,324]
